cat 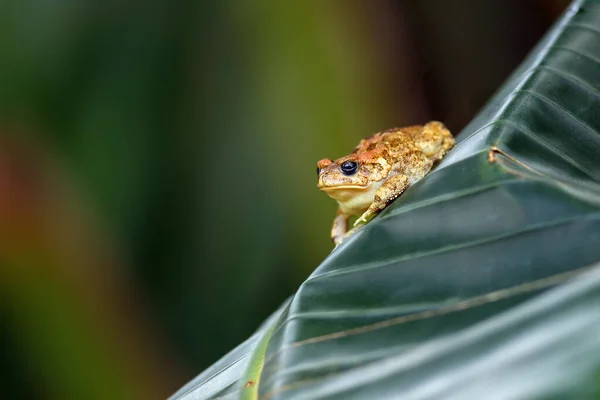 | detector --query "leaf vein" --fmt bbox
[535,64,600,98]
[491,118,599,180]
[261,265,595,400]
[515,89,600,143]
[549,44,600,68]
[309,191,597,282]
[568,22,600,37]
